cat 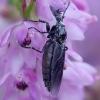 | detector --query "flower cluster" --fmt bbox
[0,0,97,100]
